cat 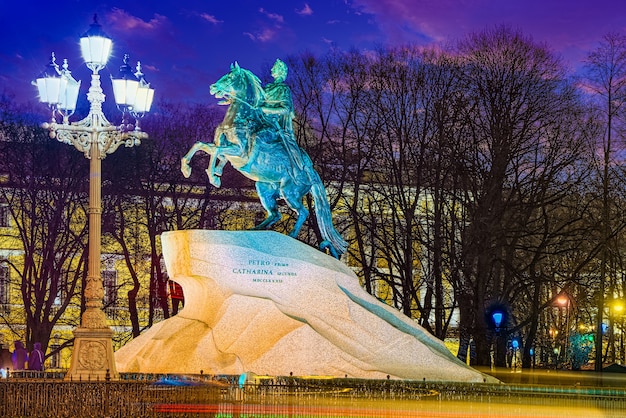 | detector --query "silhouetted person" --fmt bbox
[28,342,44,371]
[11,341,28,370]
